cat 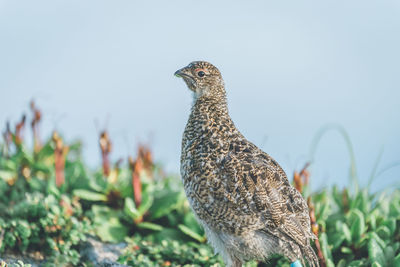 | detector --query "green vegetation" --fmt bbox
[0,104,399,266]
